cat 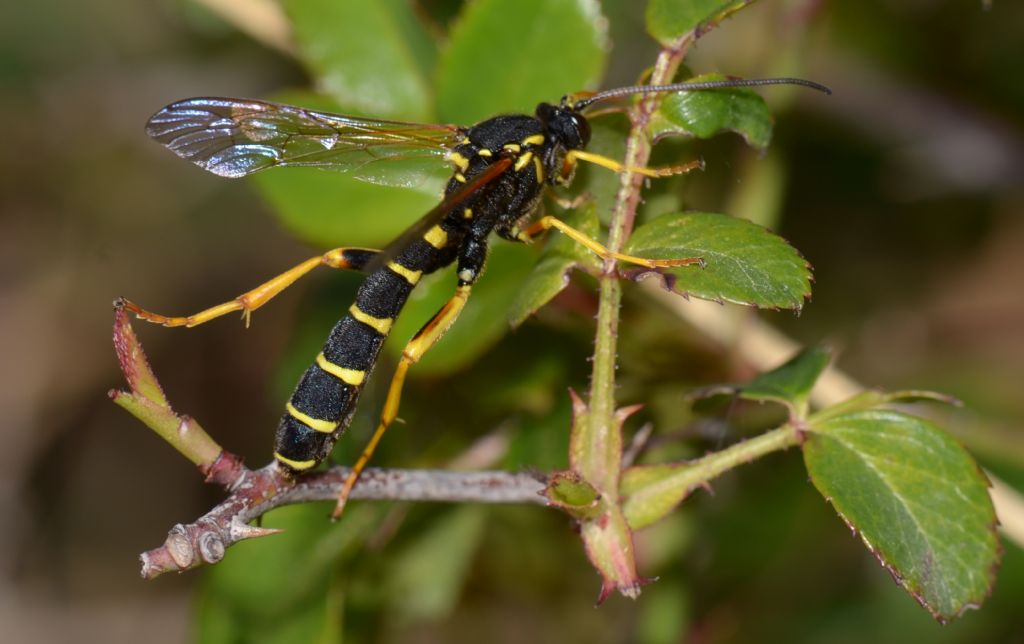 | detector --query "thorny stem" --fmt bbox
[584,40,694,493]
[140,464,546,579]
